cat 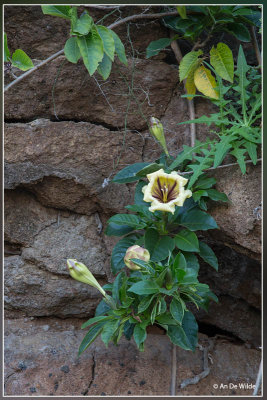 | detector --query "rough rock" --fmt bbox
[4,120,142,215]
[4,56,178,130]
[4,318,261,396]
[207,164,262,259]
[4,256,103,318]
[4,6,168,60]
